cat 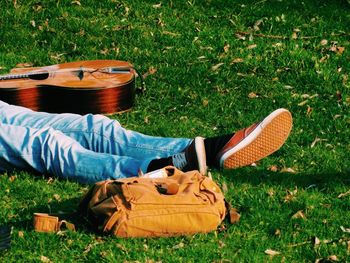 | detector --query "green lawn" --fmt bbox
[0,0,349,262]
